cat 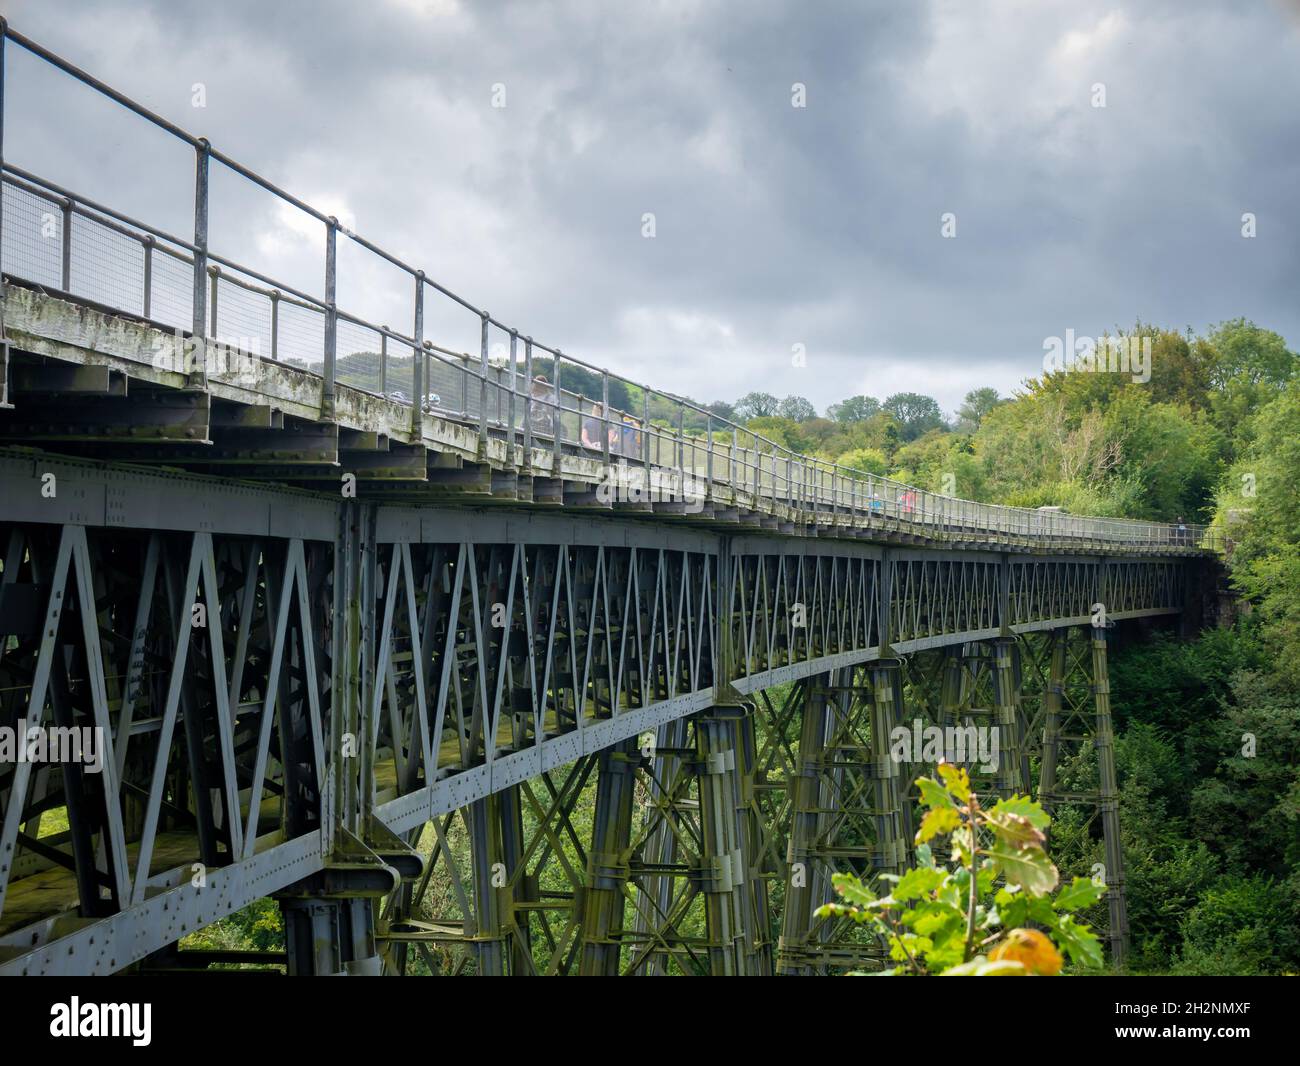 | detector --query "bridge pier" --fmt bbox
[869,661,906,875]
[278,895,379,976]
[695,704,755,976]
[467,794,509,976]
[991,635,1027,797]
[1037,629,1068,808]
[777,674,833,975]
[579,739,637,975]
[1091,628,1128,967]
[632,719,687,976]
[1032,624,1129,967]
